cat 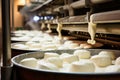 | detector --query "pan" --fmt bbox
[11,41,103,57]
[11,49,120,80]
